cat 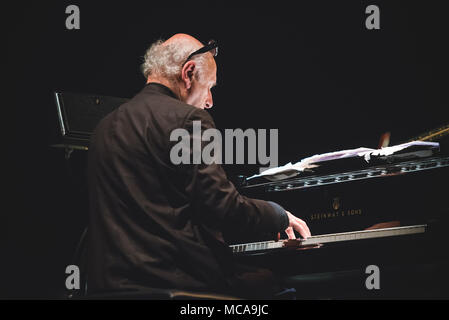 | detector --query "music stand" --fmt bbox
[52,91,129,158]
